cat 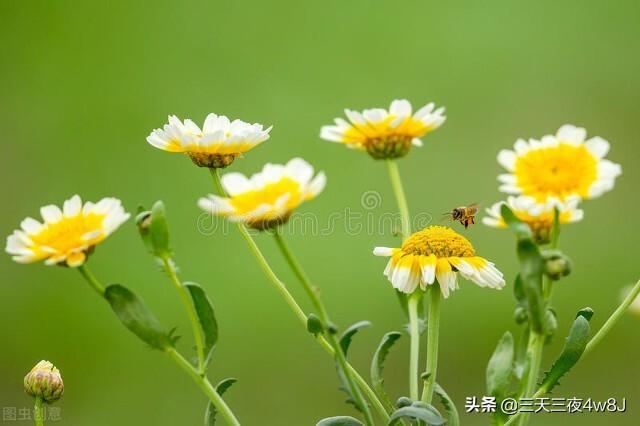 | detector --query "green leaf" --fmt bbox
[388,403,445,425]
[339,321,371,355]
[370,332,402,411]
[307,313,324,336]
[517,239,546,333]
[486,332,514,397]
[539,311,592,394]
[185,282,218,367]
[104,284,172,350]
[433,383,460,426]
[316,416,364,426]
[150,200,171,257]
[205,378,237,425]
[500,204,533,239]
